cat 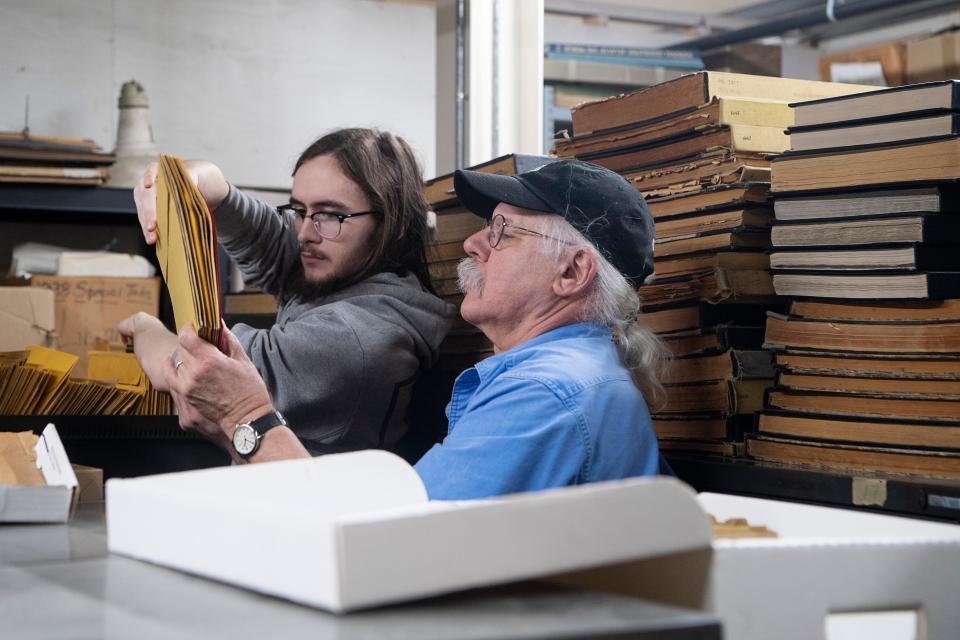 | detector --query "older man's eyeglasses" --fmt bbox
[277,204,377,239]
[487,213,567,249]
